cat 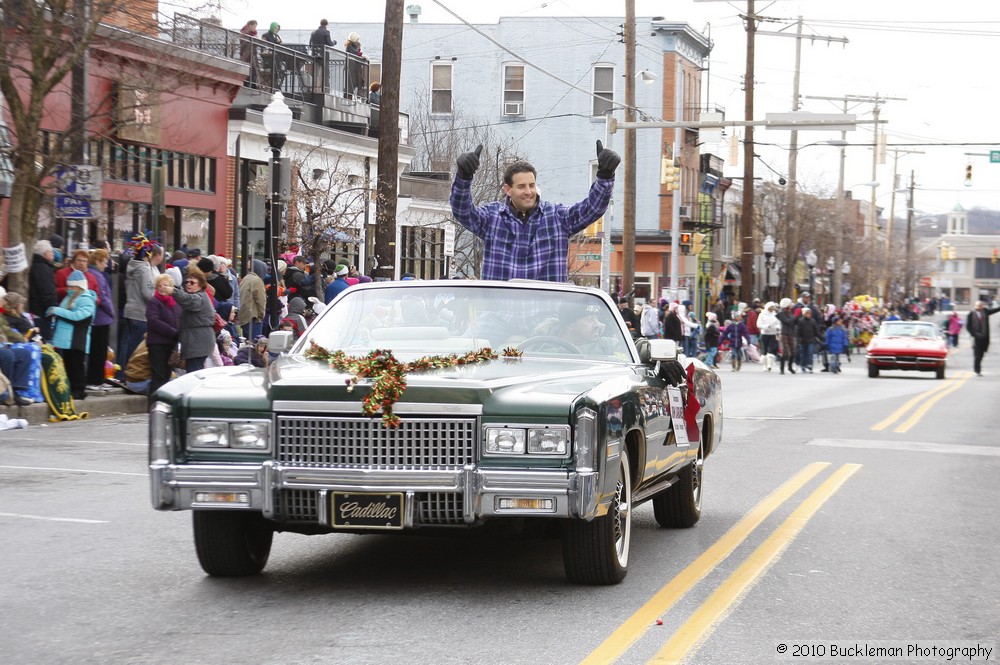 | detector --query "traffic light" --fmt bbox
[992,248,998,264]
[661,158,681,190]
[949,246,957,260]
[965,163,973,186]
[692,232,707,255]
[680,232,692,254]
